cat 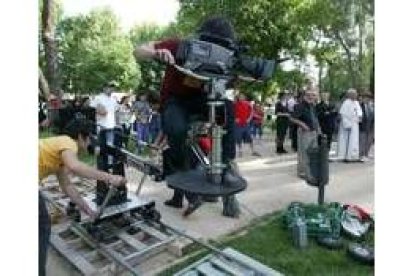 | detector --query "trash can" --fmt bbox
[306,135,330,204]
